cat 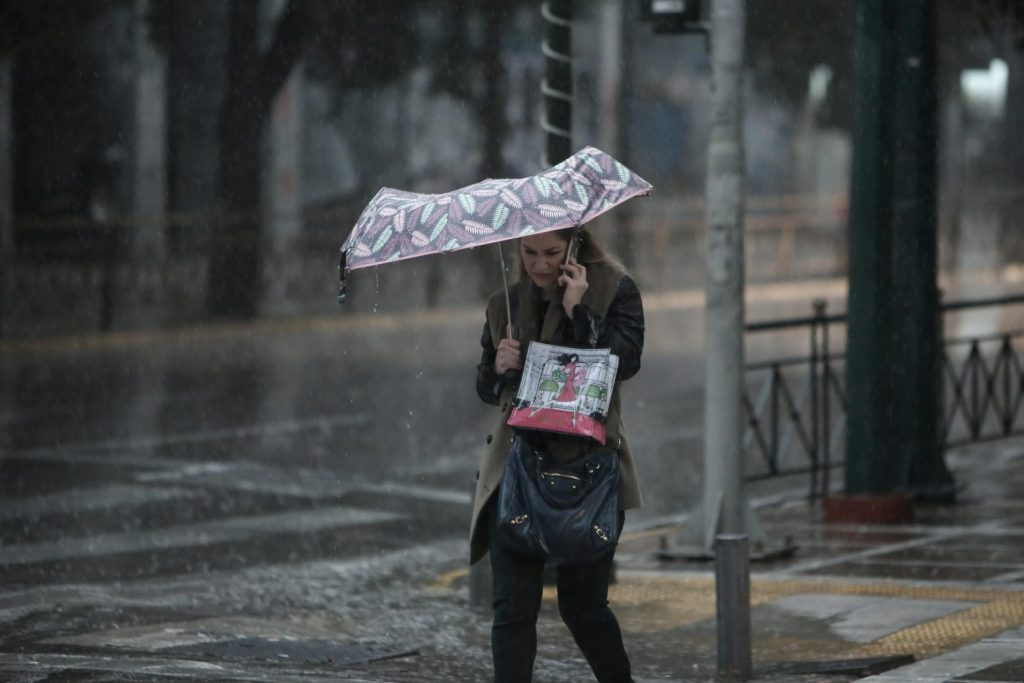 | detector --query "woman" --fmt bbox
[469,225,645,683]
